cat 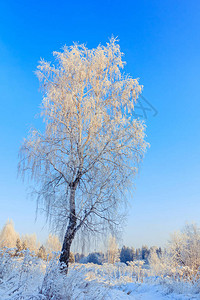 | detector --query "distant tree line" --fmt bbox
[0,220,162,265]
[74,245,162,265]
